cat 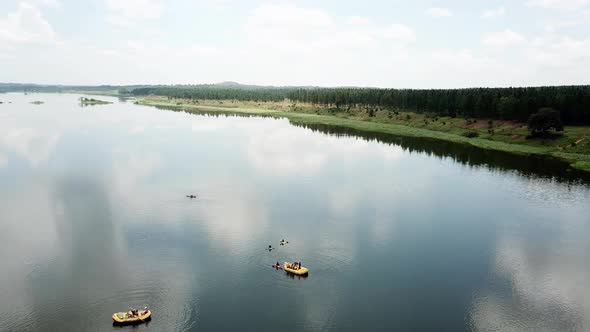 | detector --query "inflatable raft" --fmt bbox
[284,262,309,275]
[112,310,152,324]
